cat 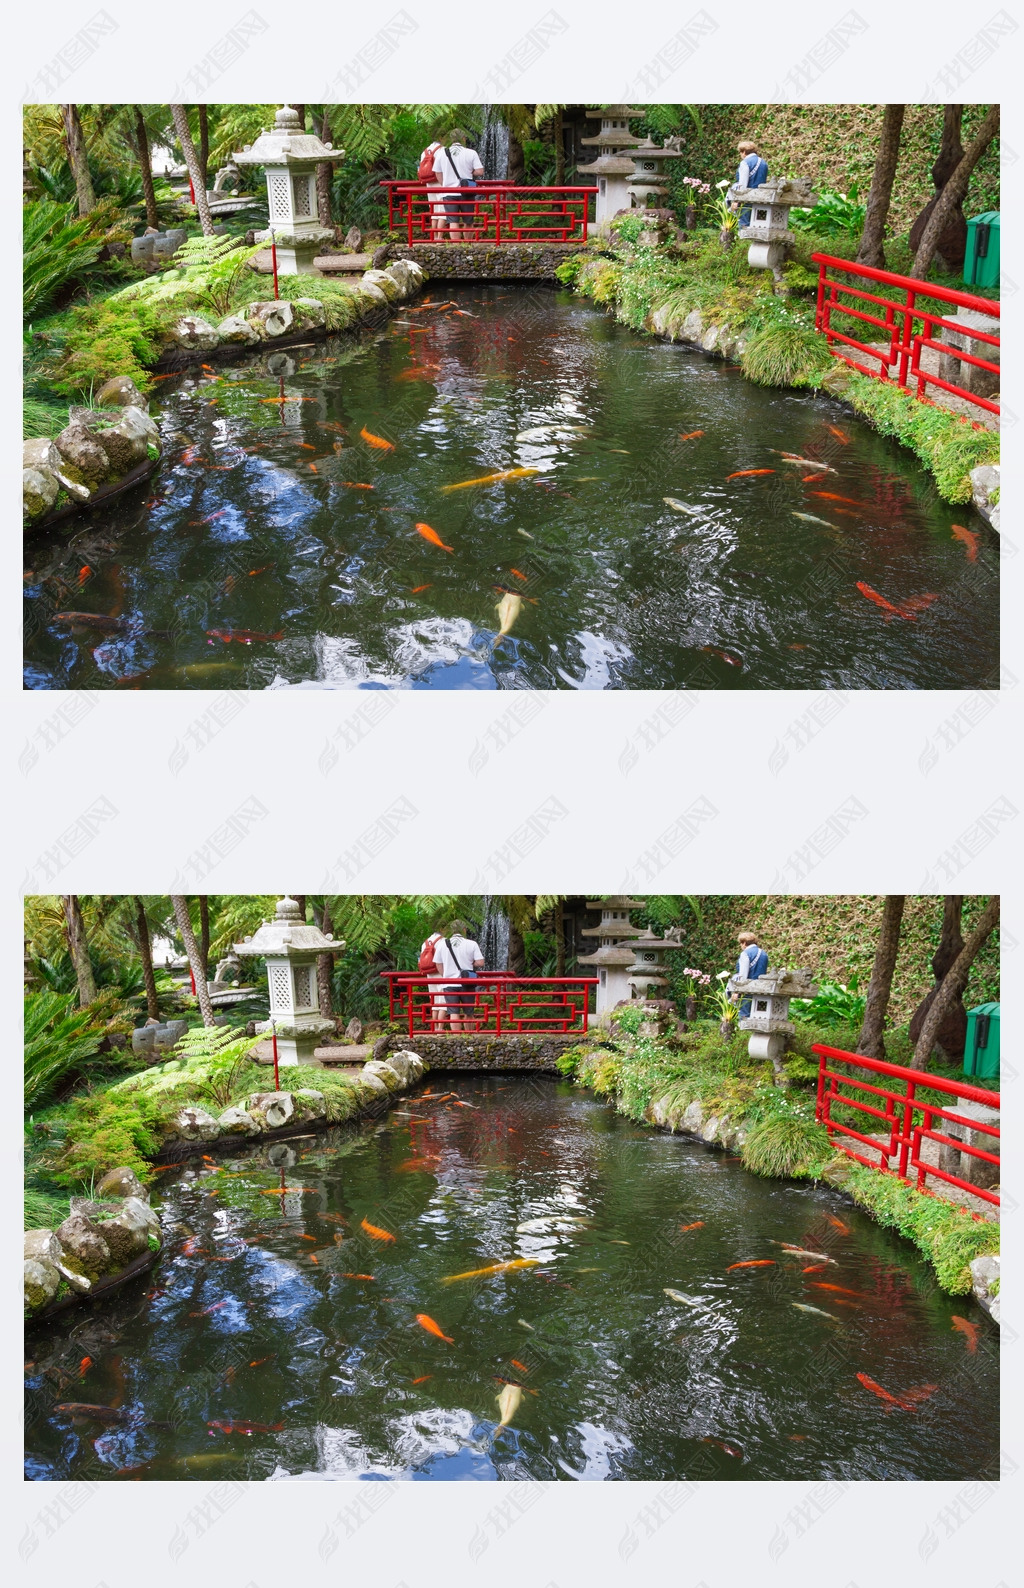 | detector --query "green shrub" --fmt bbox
[790,188,867,238]
[742,317,833,387]
[24,990,103,1111]
[56,1088,170,1187]
[842,1161,999,1293]
[791,979,867,1029]
[24,200,104,321]
[49,296,169,398]
[742,1115,832,1178]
